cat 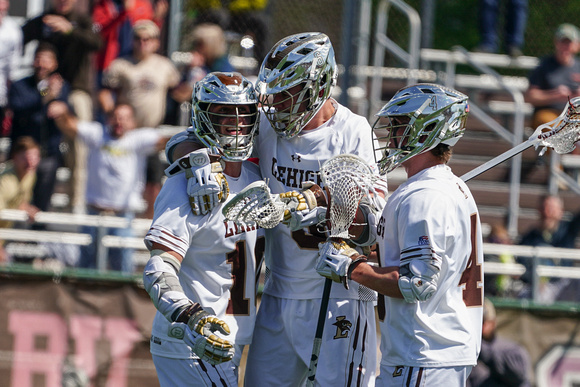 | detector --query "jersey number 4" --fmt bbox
[458,214,483,307]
